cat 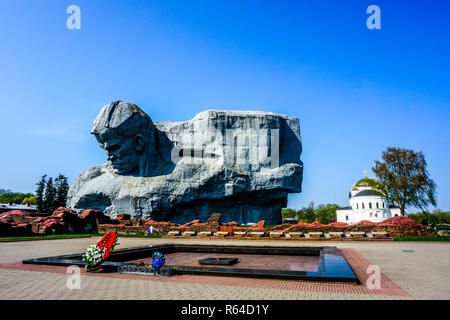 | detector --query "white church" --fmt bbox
[336,172,402,224]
